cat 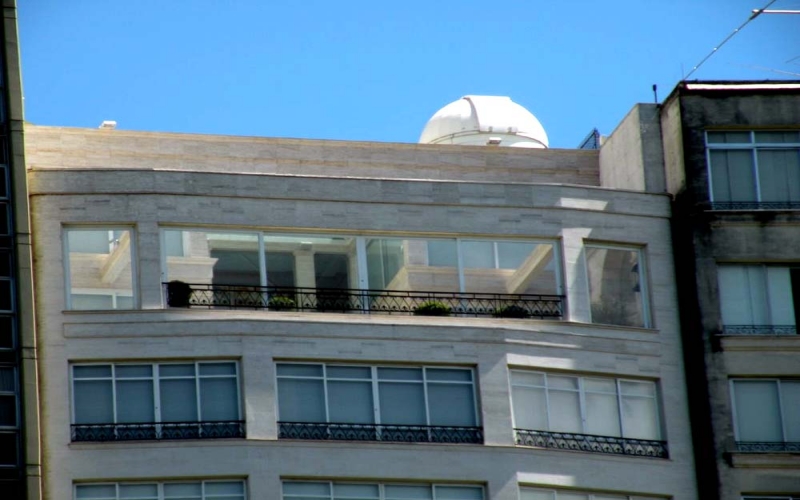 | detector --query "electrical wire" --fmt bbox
[684,0,779,79]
